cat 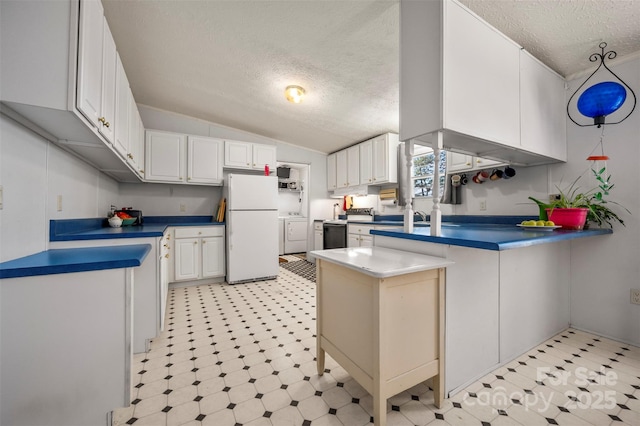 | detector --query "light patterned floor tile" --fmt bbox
[115,265,639,426]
